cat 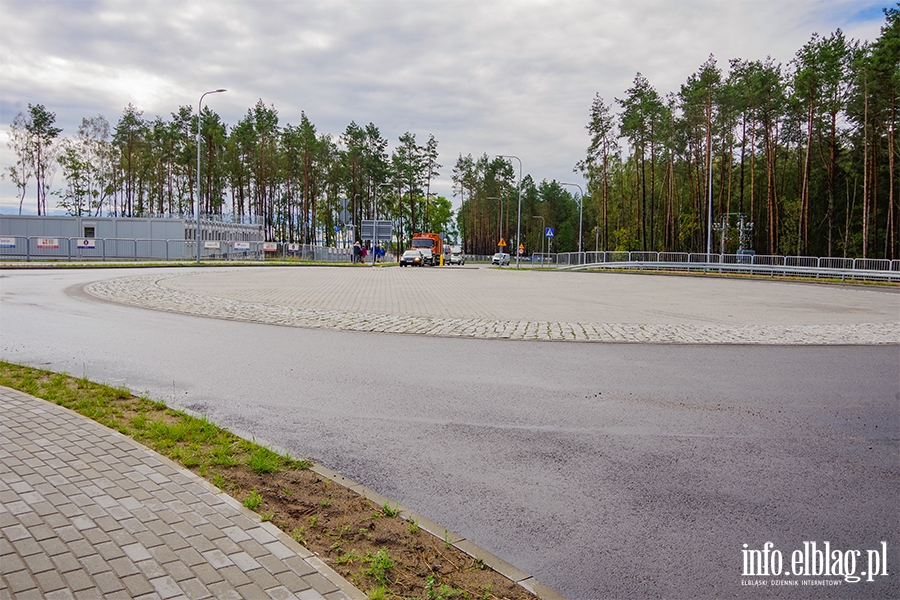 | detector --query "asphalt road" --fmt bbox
[1,267,898,599]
